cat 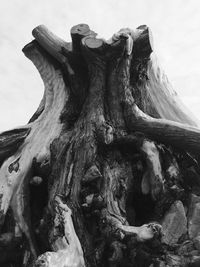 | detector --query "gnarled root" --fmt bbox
[119,222,162,242]
[35,197,85,267]
[0,39,69,262]
[1,23,199,267]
